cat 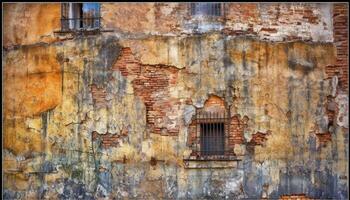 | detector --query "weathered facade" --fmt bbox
[2,3,349,199]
